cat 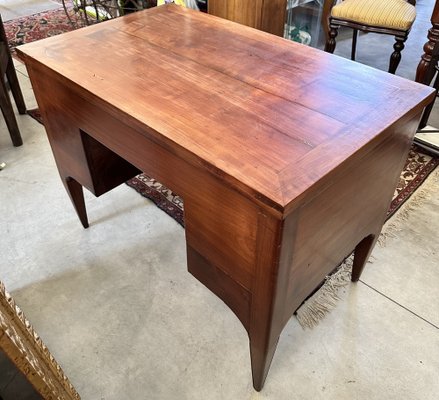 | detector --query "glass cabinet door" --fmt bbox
[285,0,326,48]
